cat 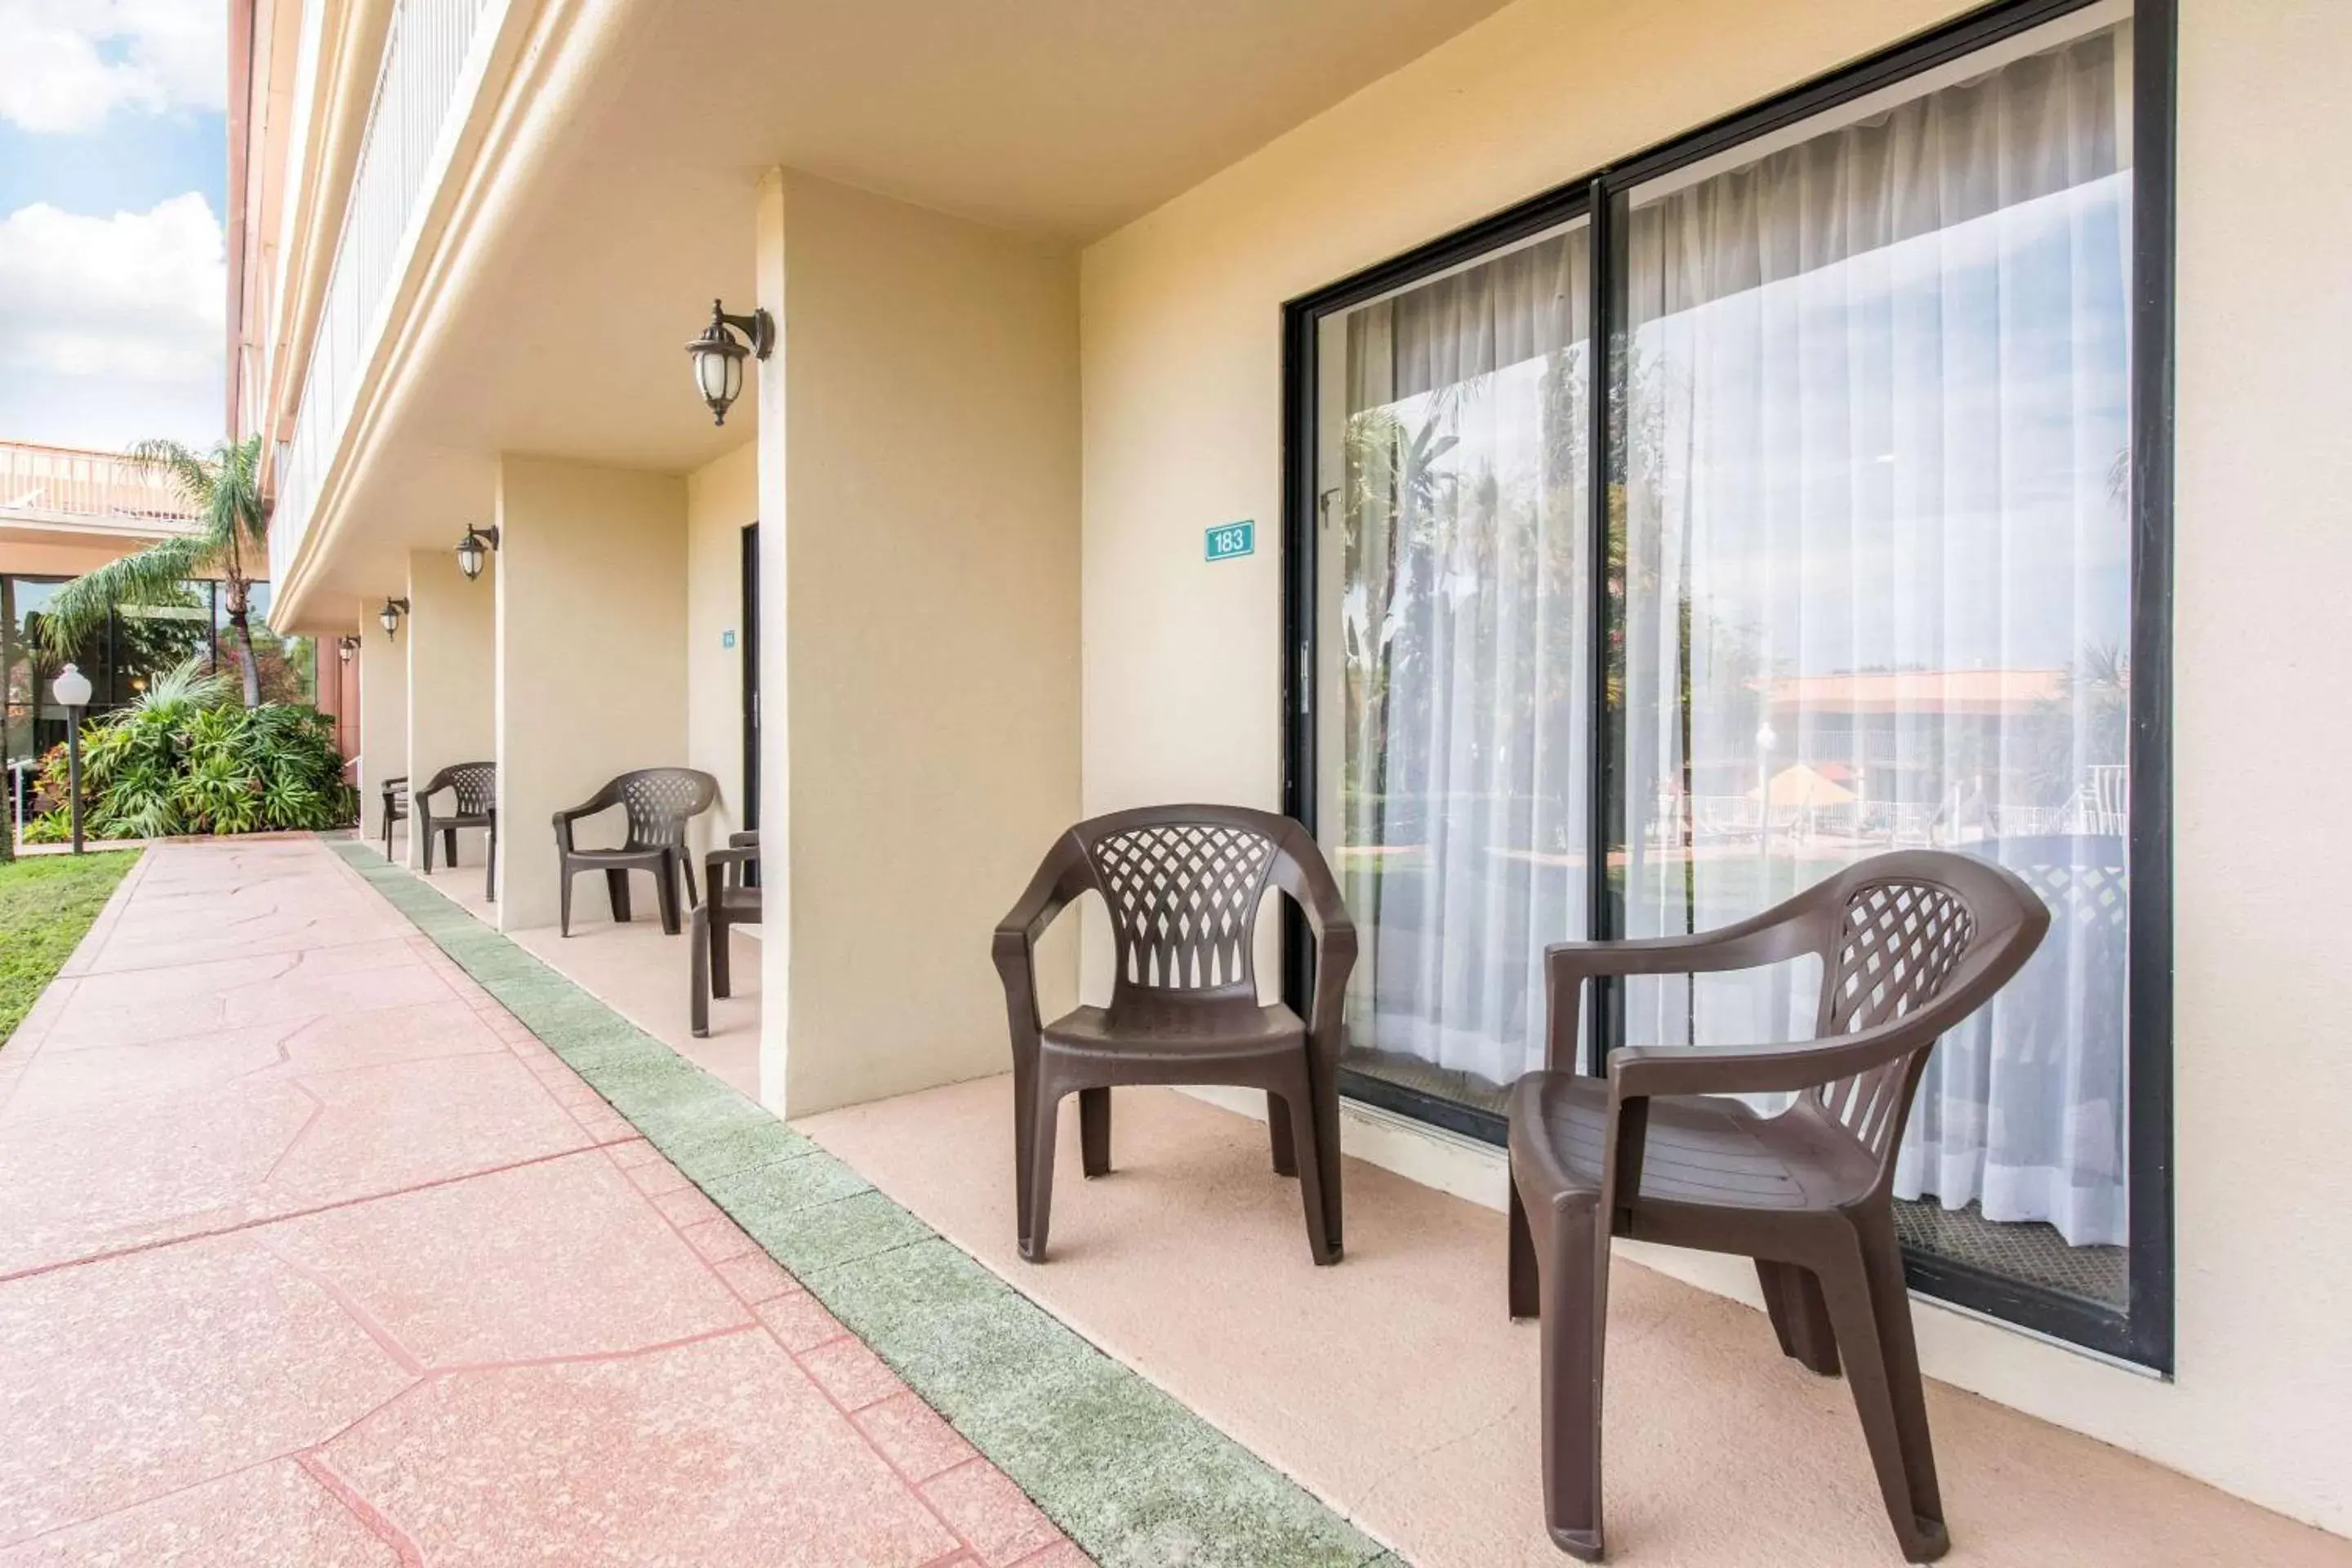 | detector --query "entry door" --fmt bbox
[741,522,760,832]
